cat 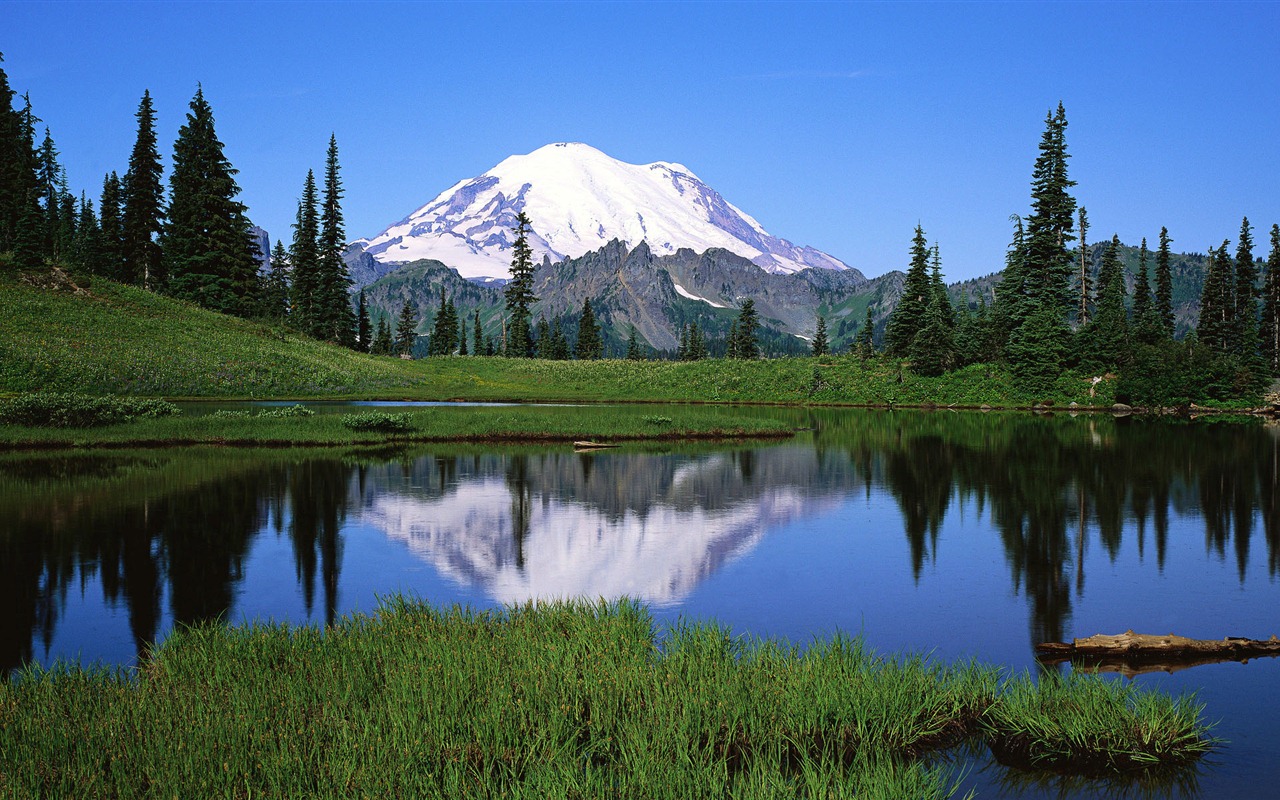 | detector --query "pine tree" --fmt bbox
[35,127,68,256]
[1083,234,1129,370]
[856,306,875,359]
[677,324,689,360]
[1133,238,1161,343]
[0,54,34,252]
[625,326,643,360]
[885,225,932,357]
[372,316,393,356]
[258,240,291,322]
[430,287,455,356]
[504,212,537,357]
[575,298,602,360]
[121,90,164,289]
[458,314,469,356]
[315,135,355,345]
[731,299,759,359]
[1075,207,1091,326]
[12,190,44,270]
[98,172,125,280]
[533,316,550,357]
[355,290,372,351]
[289,170,321,332]
[811,315,829,356]
[1155,226,1175,338]
[687,321,706,360]
[1262,224,1280,376]
[910,293,955,377]
[1197,241,1234,354]
[472,310,484,357]
[163,87,260,316]
[1233,217,1260,355]
[70,193,100,273]
[395,301,419,357]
